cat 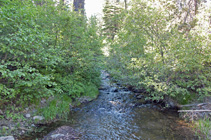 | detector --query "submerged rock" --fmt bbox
[43,126,80,140]
[110,87,118,92]
[0,136,15,140]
